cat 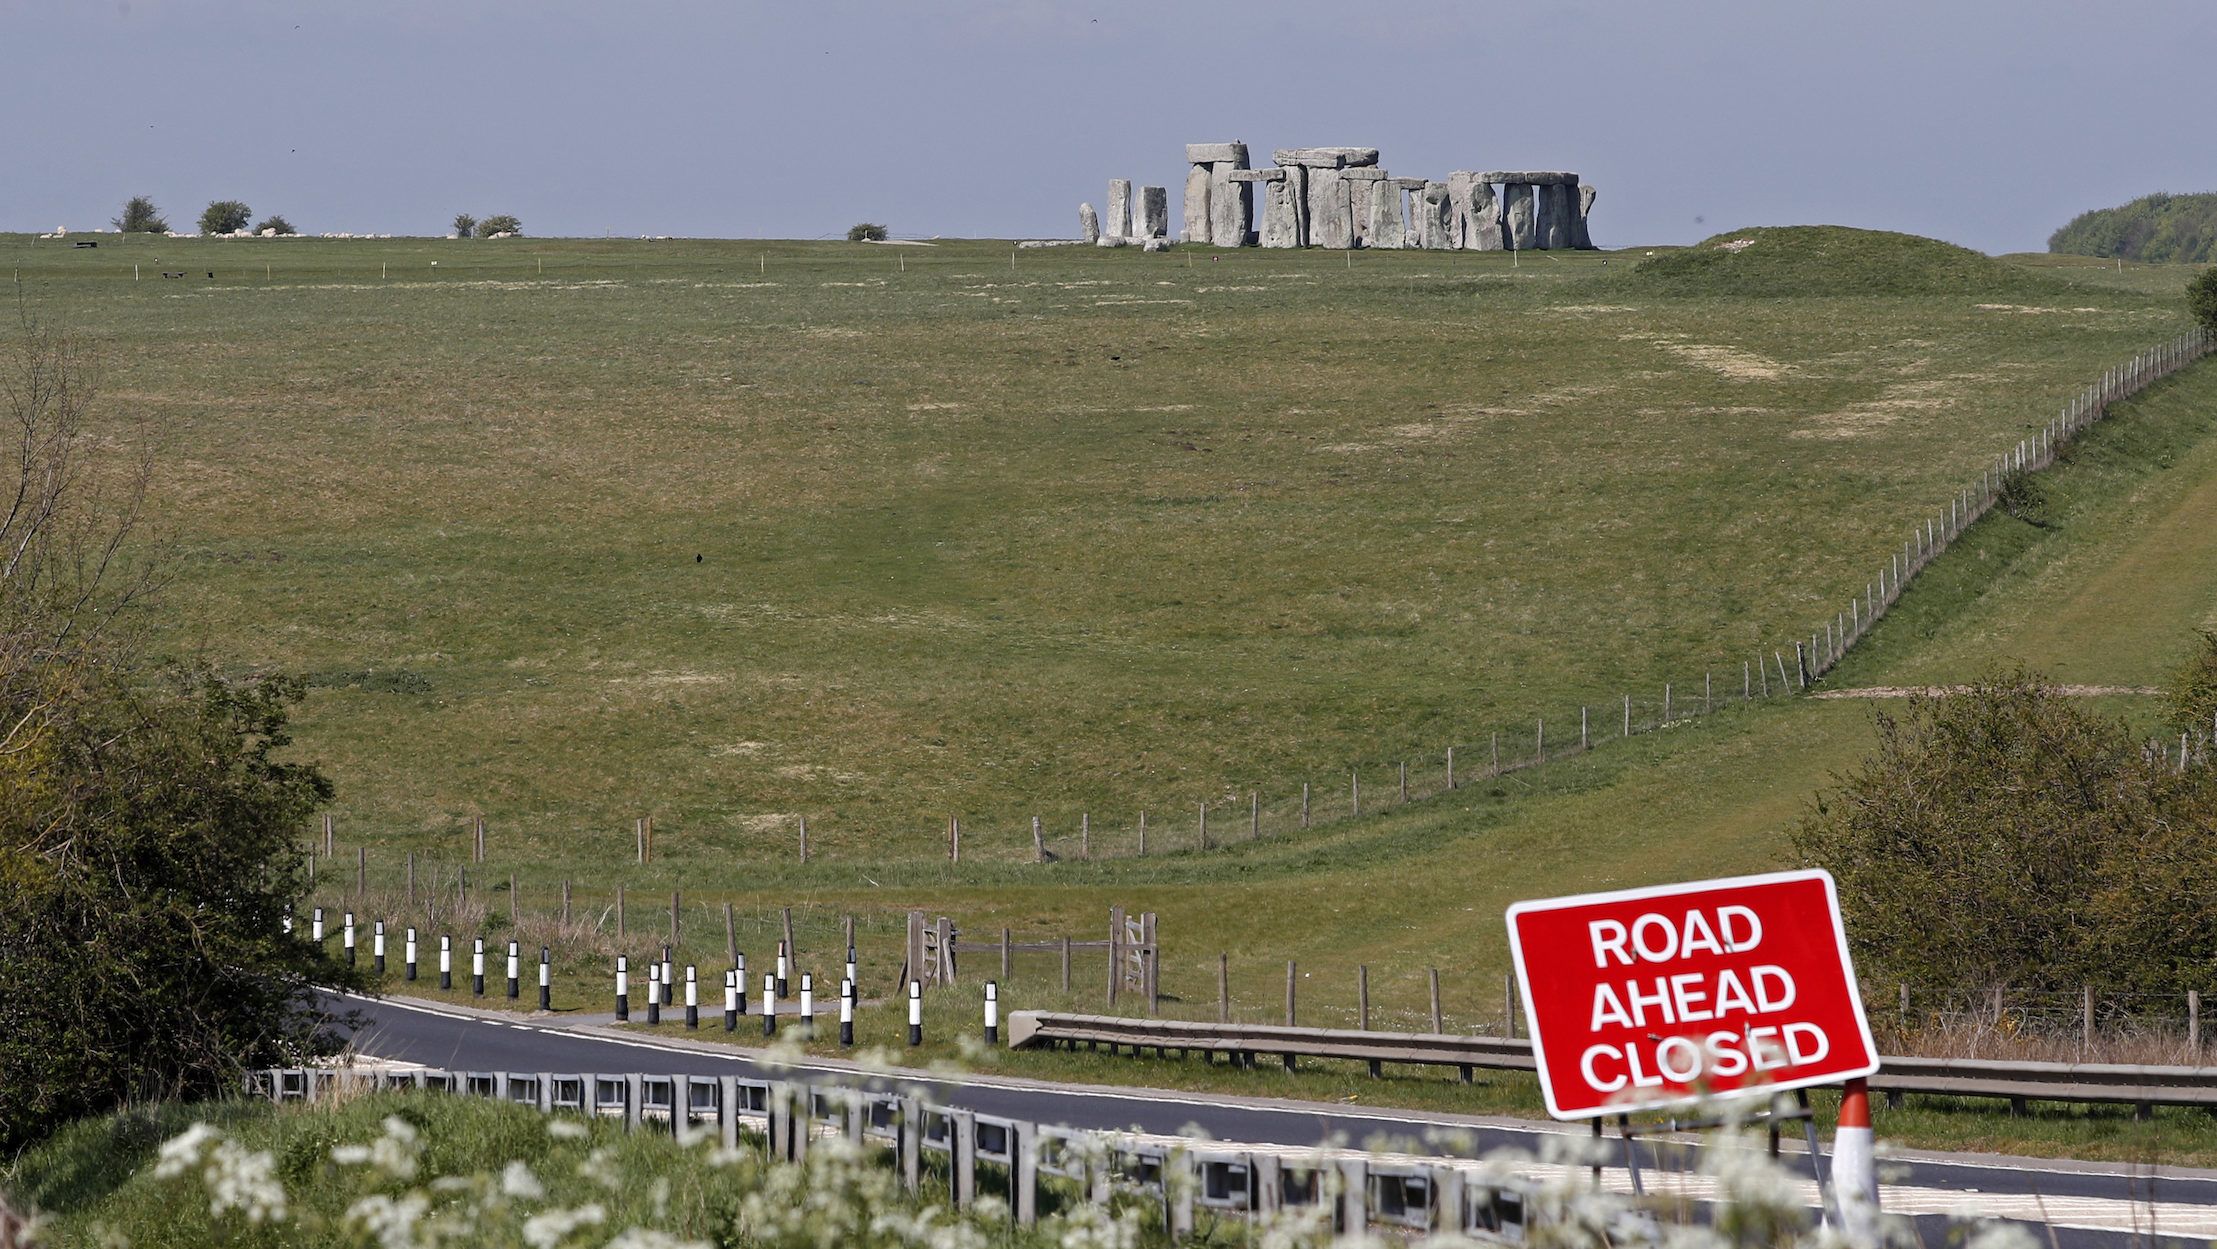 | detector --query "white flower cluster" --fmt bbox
[331,1115,422,1181]
[152,1123,289,1225]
